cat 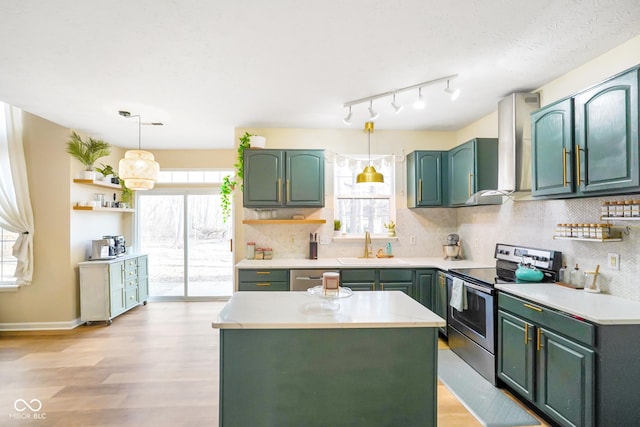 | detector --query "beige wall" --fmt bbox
[153,149,235,169]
